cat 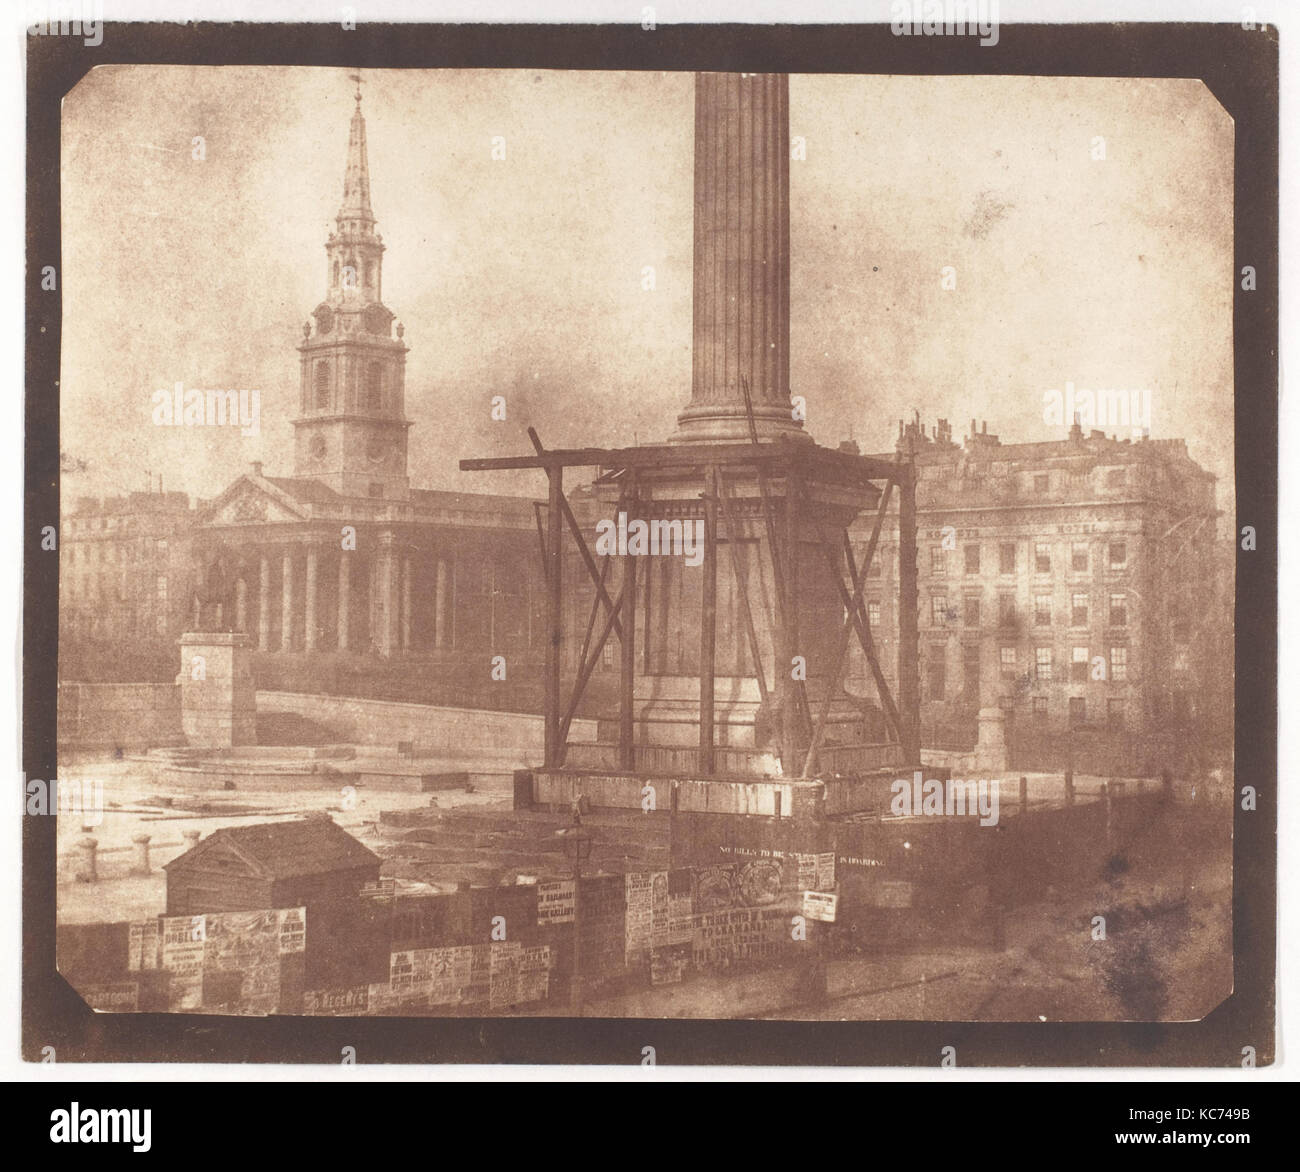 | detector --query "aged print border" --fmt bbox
[23,20,1277,1066]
